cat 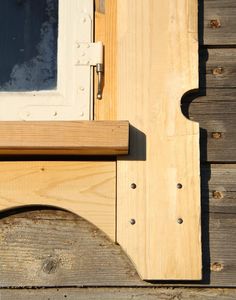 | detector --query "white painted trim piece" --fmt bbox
[0,0,94,121]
